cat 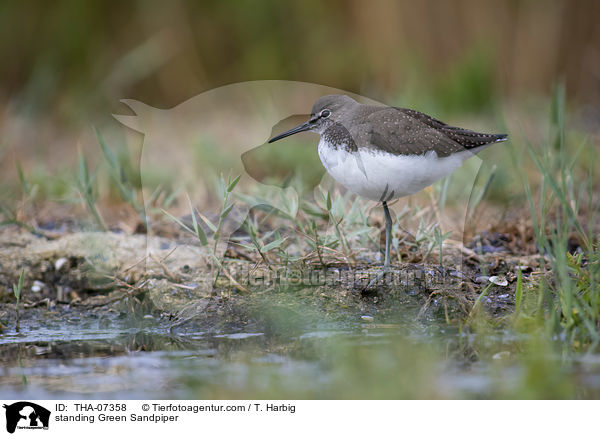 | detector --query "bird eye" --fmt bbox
[320,109,331,118]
